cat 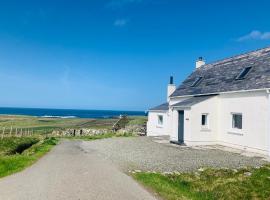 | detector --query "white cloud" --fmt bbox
[107,0,143,9]
[237,30,270,42]
[114,19,129,27]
